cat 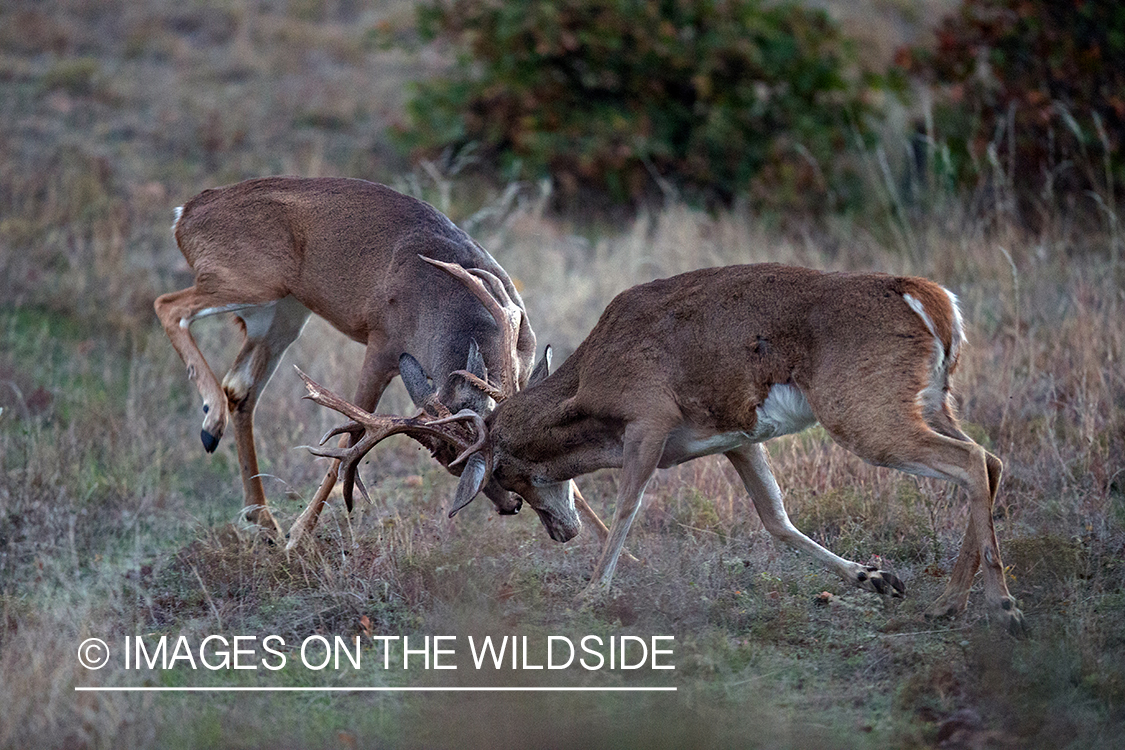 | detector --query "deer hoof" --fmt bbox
[201,397,228,452]
[924,583,972,619]
[201,428,221,453]
[925,599,965,620]
[245,506,283,538]
[856,566,905,598]
[998,598,1028,637]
